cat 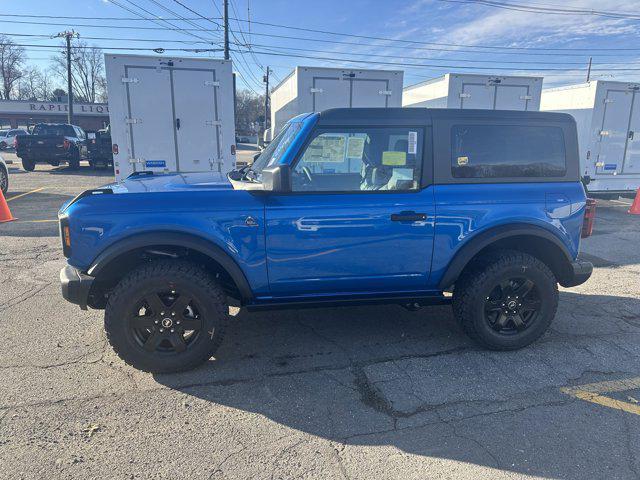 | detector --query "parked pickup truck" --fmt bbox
[58,108,594,373]
[87,125,113,169]
[16,123,88,171]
